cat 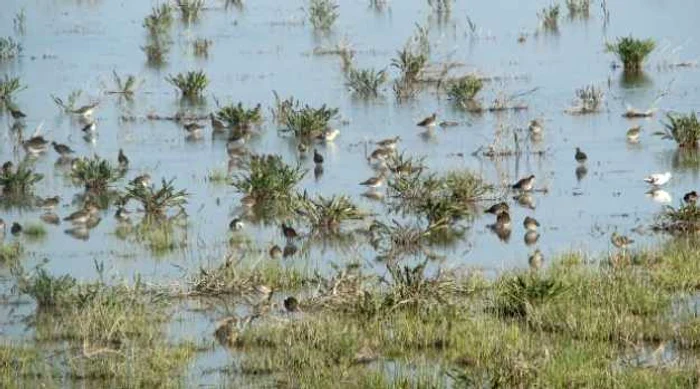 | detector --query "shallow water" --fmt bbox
[1,0,700,384]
